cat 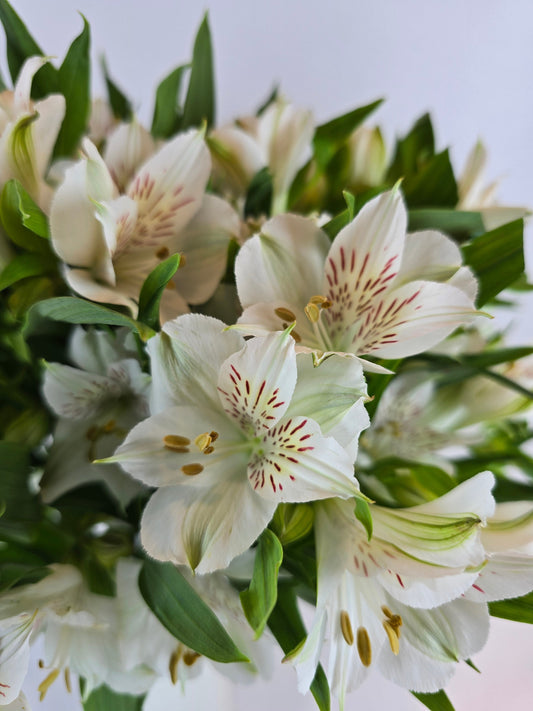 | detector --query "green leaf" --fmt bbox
[0,440,41,523]
[268,584,330,711]
[402,150,458,208]
[489,591,533,624]
[23,297,154,341]
[322,186,388,240]
[460,346,533,370]
[408,209,484,240]
[0,252,56,290]
[412,690,455,711]
[101,57,133,121]
[240,529,283,637]
[0,0,59,97]
[313,99,383,170]
[151,64,188,138]
[244,167,273,218]
[0,180,50,253]
[137,254,181,330]
[388,113,435,181]
[271,503,314,546]
[354,497,373,540]
[182,14,215,130]
[256,84,279,115]
[53,16,91,158]
[462,219,524,306]
[139,559,249,663]
[82,685,144,711]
